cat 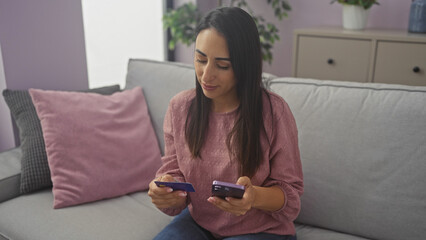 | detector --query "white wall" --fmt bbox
[82,0,165,88]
